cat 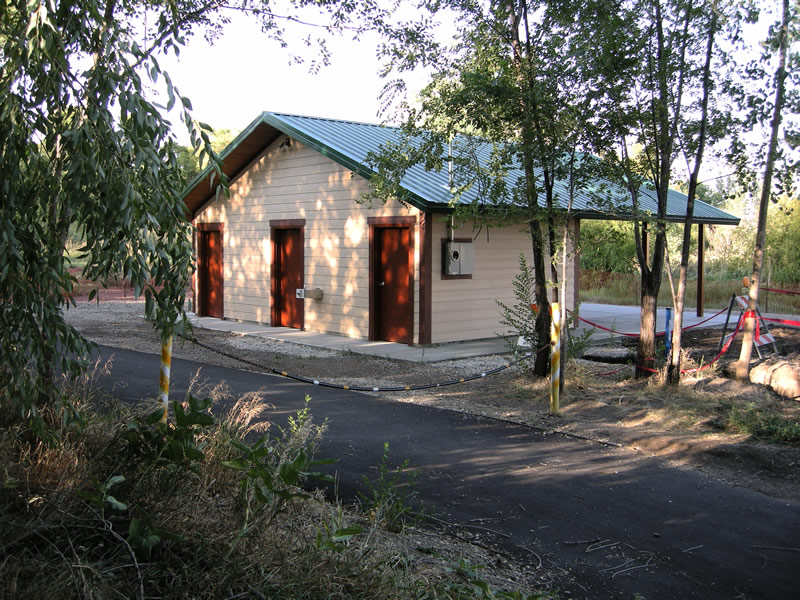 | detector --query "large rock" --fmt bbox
[749,354,800,400]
